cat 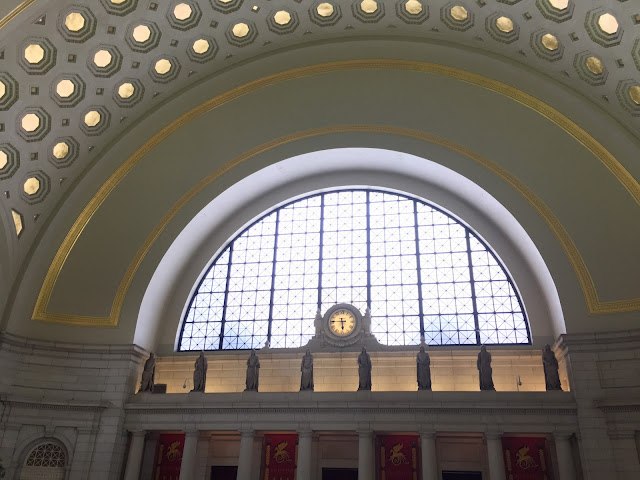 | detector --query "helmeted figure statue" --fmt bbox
[357,346,372,391]
[300,349,314,391]
[477,346,495,391]
[542,344,562,391]
[192,352,208,392]
[245,350,260,391]
[416,345,432,391]
[140,352,156,393]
